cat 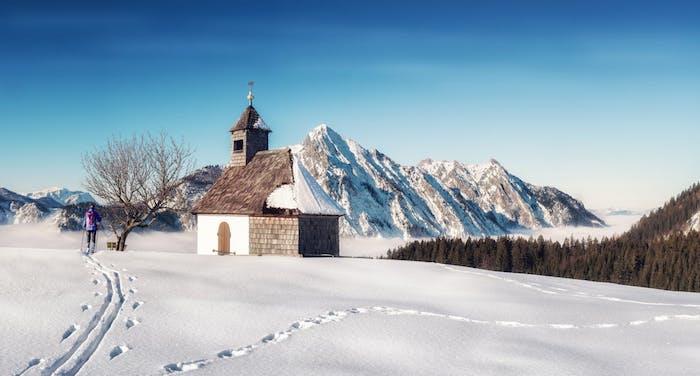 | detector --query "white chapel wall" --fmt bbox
[196,214,250,255]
